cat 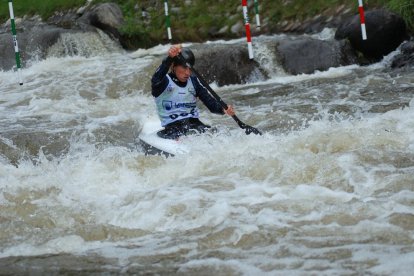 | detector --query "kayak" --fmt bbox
[138,119,190,157]
[138,113,260,157]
